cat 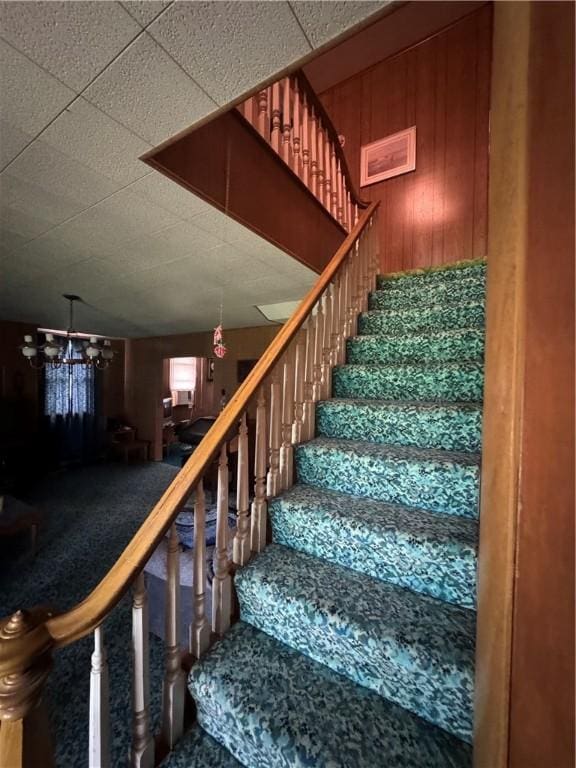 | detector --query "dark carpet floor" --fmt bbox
[0,461,180,767]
